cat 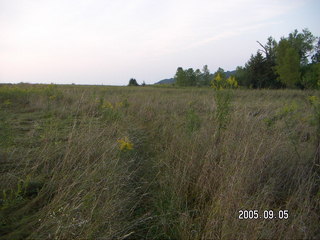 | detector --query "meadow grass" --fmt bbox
[0,83,320,239]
